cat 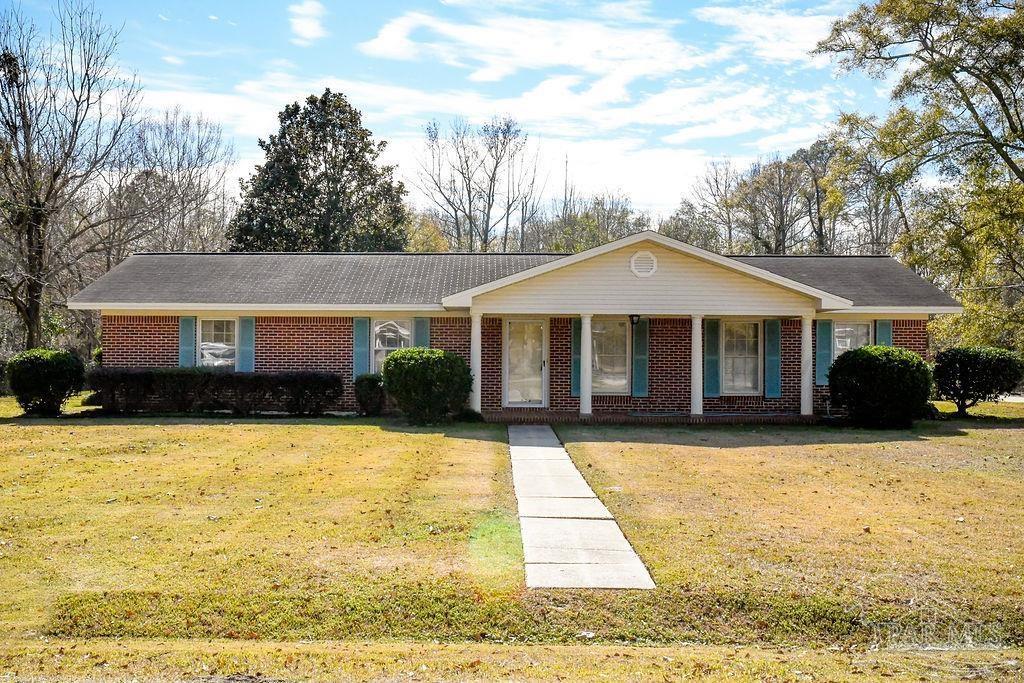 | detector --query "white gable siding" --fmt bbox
[472,244,817,315]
